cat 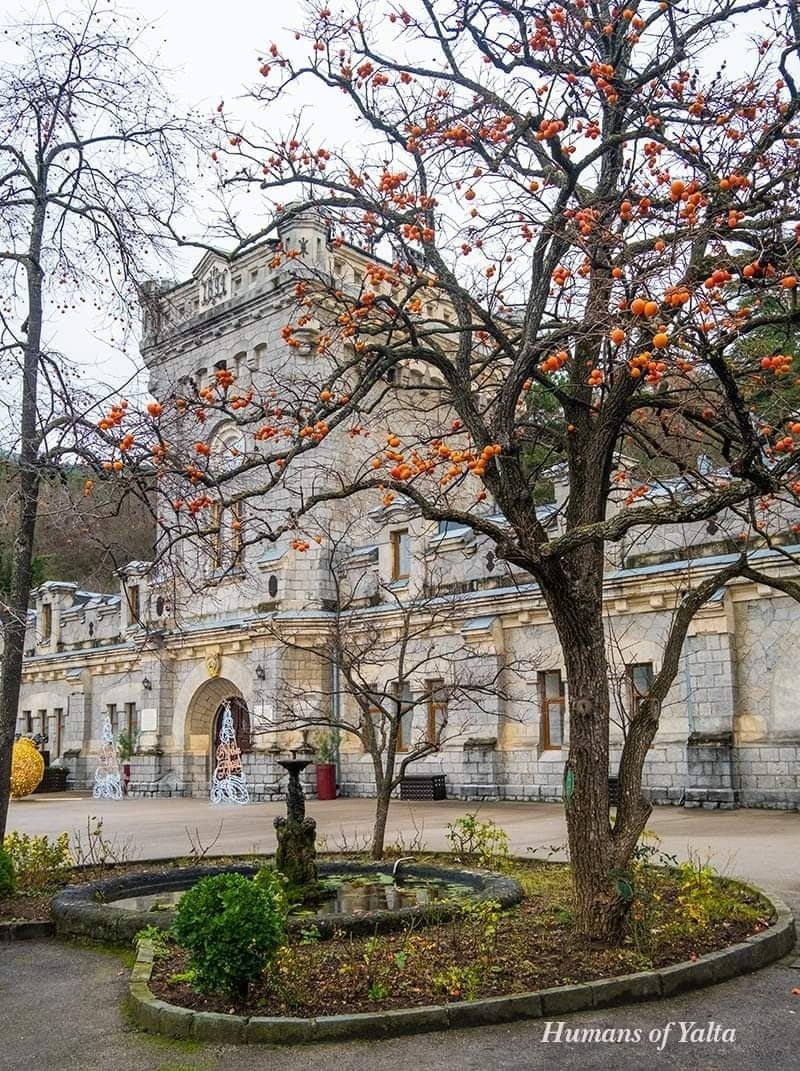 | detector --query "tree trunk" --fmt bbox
[370,778,391,859]
[542,550,645,944]
[0,480,39,839]
[0,204,45,841]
